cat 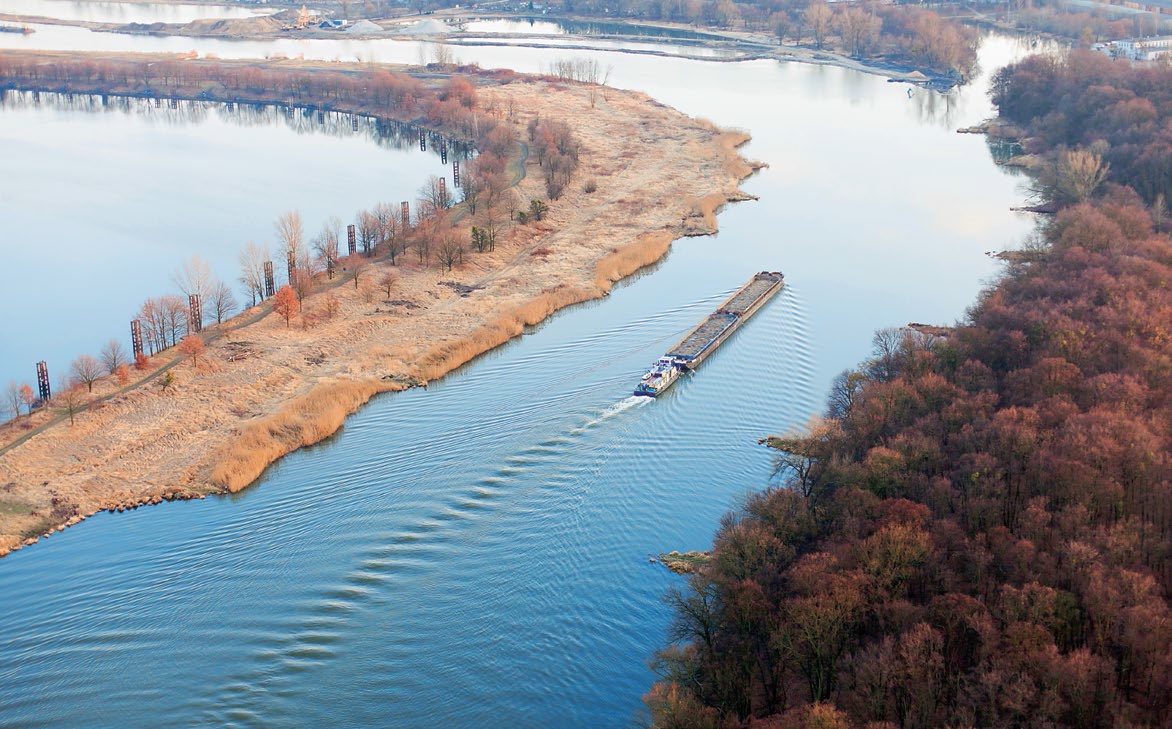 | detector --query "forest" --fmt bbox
[646,53,1172,729]
[992,51,1172,209]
